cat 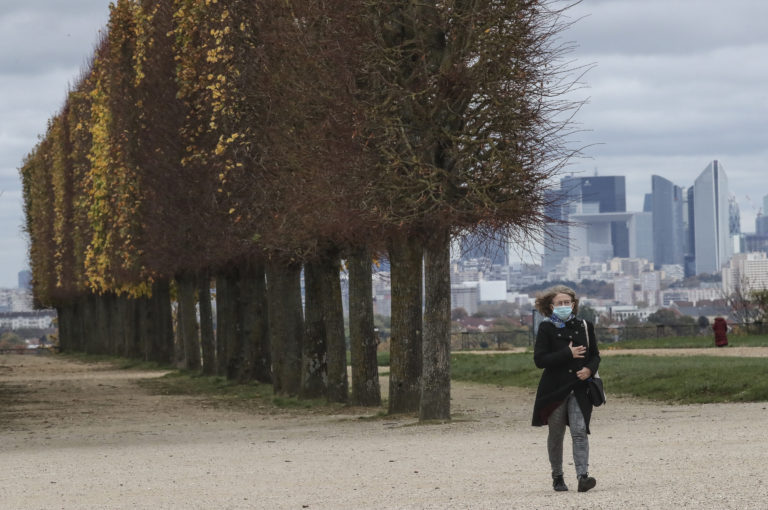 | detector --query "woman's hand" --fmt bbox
[576,367,592,381]
[569,341,586,359]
